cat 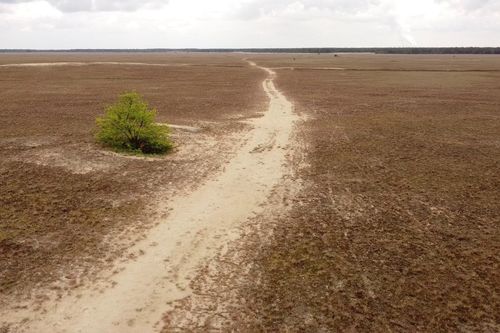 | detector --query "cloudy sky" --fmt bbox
[0,0,499,49]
